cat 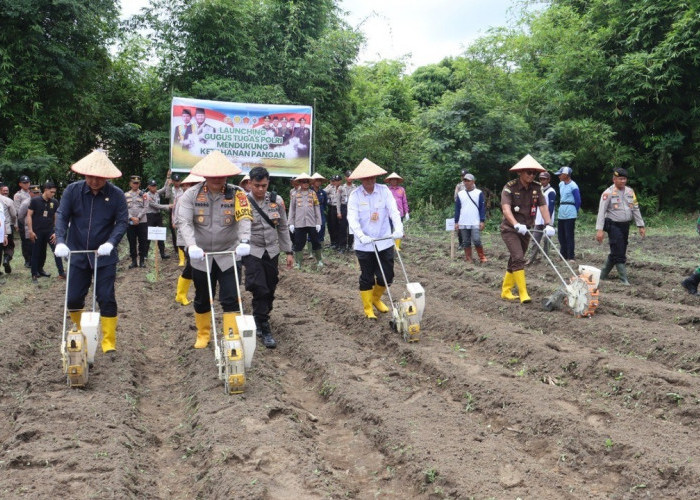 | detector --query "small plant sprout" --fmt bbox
[605,438,614,450]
